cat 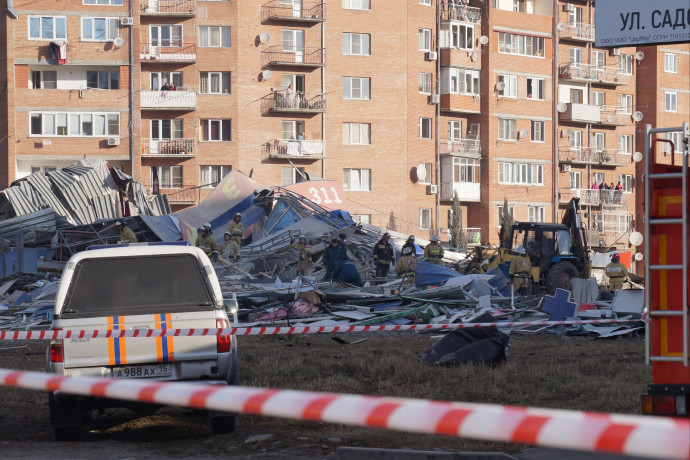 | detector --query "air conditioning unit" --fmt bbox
[120,17,133,26]
[426,184,438,195]
[610,47,621,56]
[107,137,120,146]
[425,51,437,61]
[560,164,572,172]
[428,94,440,104]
